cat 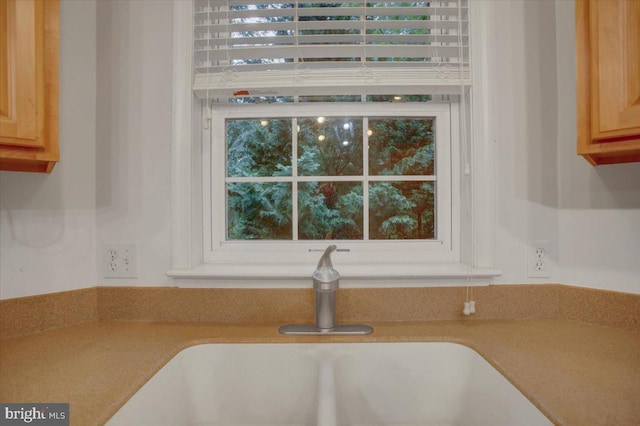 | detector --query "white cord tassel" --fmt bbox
[463,286,476,316]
